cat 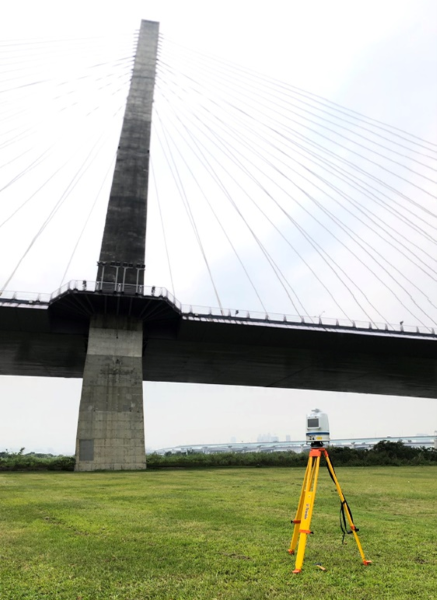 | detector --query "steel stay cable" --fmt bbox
[150,158,176,299]
[0,101,124,231]
[155,102,339,320]
[154,99,312,317]
[157,59,437,172]
[0,52,135,73]
[196,90,437,280]
[0,118,113,199]
[0,71,132,153]
[156,84,362,321]
[198,78,437,260]
[264,122,437,237]
[160,93,384,325]
[299,165,437,277]
[156,74,437,256]
[1,123,116,293]
[245,104,437,219]
[153,110,269,313]
[214,121,436,324]
[157,65,436,248]
[158,64,437,199]
[158,52,437,162]
[0,60,134,98]
[0,107,27,125]
[60,152,117,286]
[177,93,434,324]
[277,132,437,246]
[157,66,437,224]
[160,84,432,326]
[159,36,437,151]
[0,32,138,46]
[160,117,308,319]
[0,40,137,66]
[0,55,134,87]
[153,118,224,312]
[0,147,33,171]
[0,69,132,117]
[0,77,130,195]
